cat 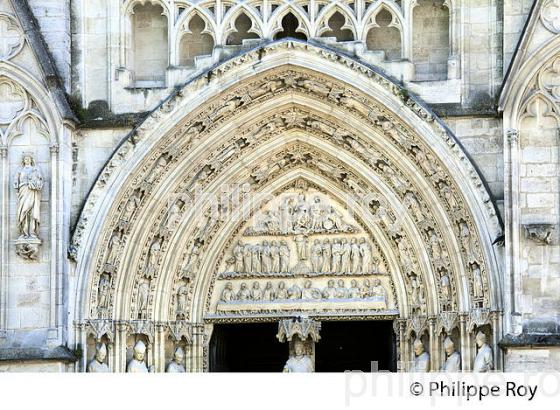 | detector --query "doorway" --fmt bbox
[209,320,397,372]
[315,320,397,372]
[209,322,287,372]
